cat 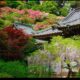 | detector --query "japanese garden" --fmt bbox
[0,0,80,78]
